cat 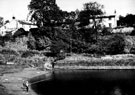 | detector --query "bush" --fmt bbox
[0,49,19,56]
[27,28,51,50]
[4,36,28,51]
[0,54,6,64]
[102,34,125,55]
[86,34,125,55]
[71,40,89,53]
[102,27,112,35]
[75,28,96,43]
[130,28,135,36]
[21,50,41,58]
[0,36,5,46]
[50,40,70,54]
[13,28,28,38]
[3,54,16,62]
[86,44,104,55]
[130,47,135,54]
